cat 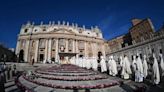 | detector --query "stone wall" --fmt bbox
[107,33,164,63]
